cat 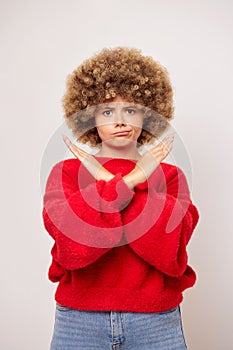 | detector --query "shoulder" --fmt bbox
[159,162,189,190]
[50,158,81,173]
[44,158,82,191]
[46,158,81,183]
[159,162,190,197]
[160,162,186,179]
